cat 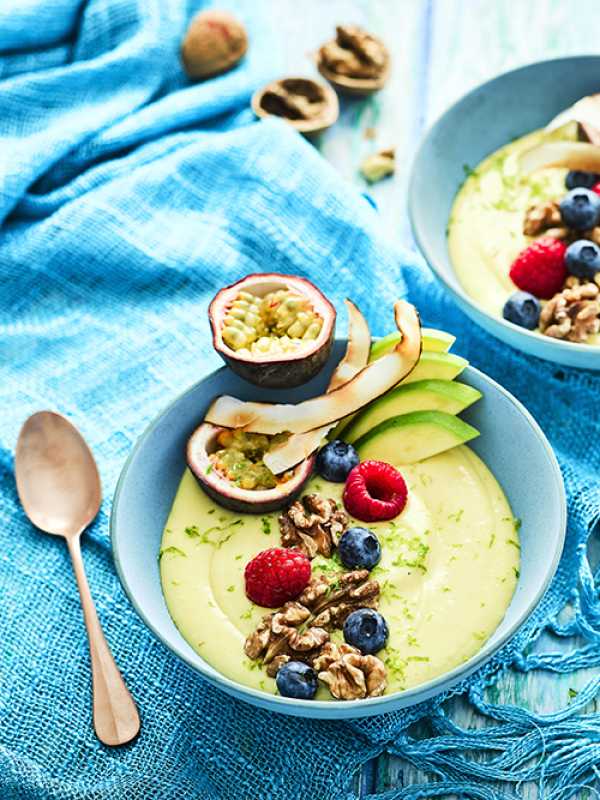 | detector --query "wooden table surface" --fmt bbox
[274,1,600,796]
